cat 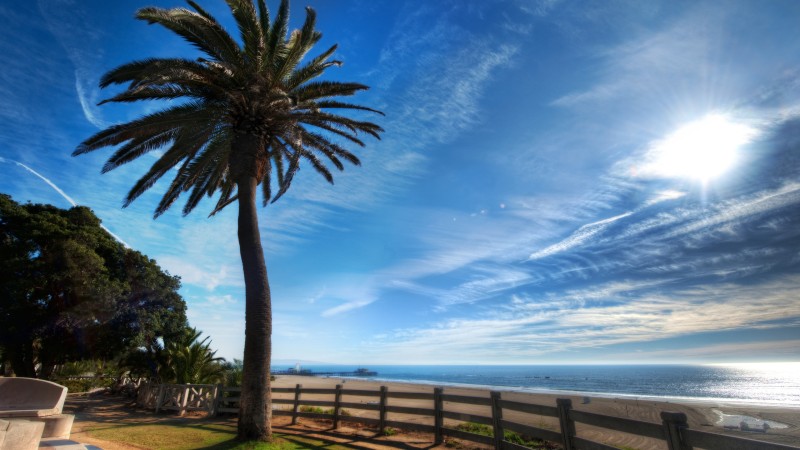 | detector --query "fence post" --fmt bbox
[291,384,303,425]
[180,385,190,416]
[378,385,388,434]
[661,411,691,450]
[333,384,343,429]
[434,387,444,445]
[211,384,222,416]
[556,398,576,450]
[490,391,504,450]
[155,384,165,413]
